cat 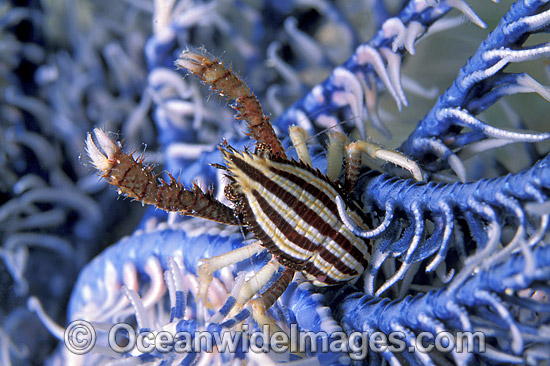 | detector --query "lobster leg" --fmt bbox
[345,140,425,192]
[197,243,265,306]
[288,126,350,184]
[250,267,295,334]
[176,51,287,159]
[86,128,239,225]
[289,126,314,167]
